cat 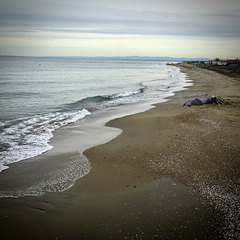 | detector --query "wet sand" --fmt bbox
[0,63,239,239]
